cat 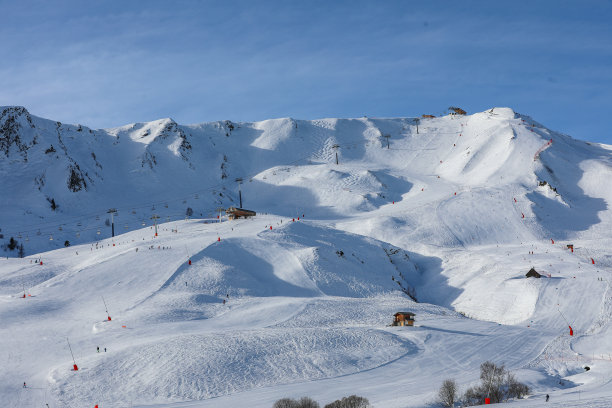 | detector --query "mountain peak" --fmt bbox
[0,105,37,158]
[0,106,35,128]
